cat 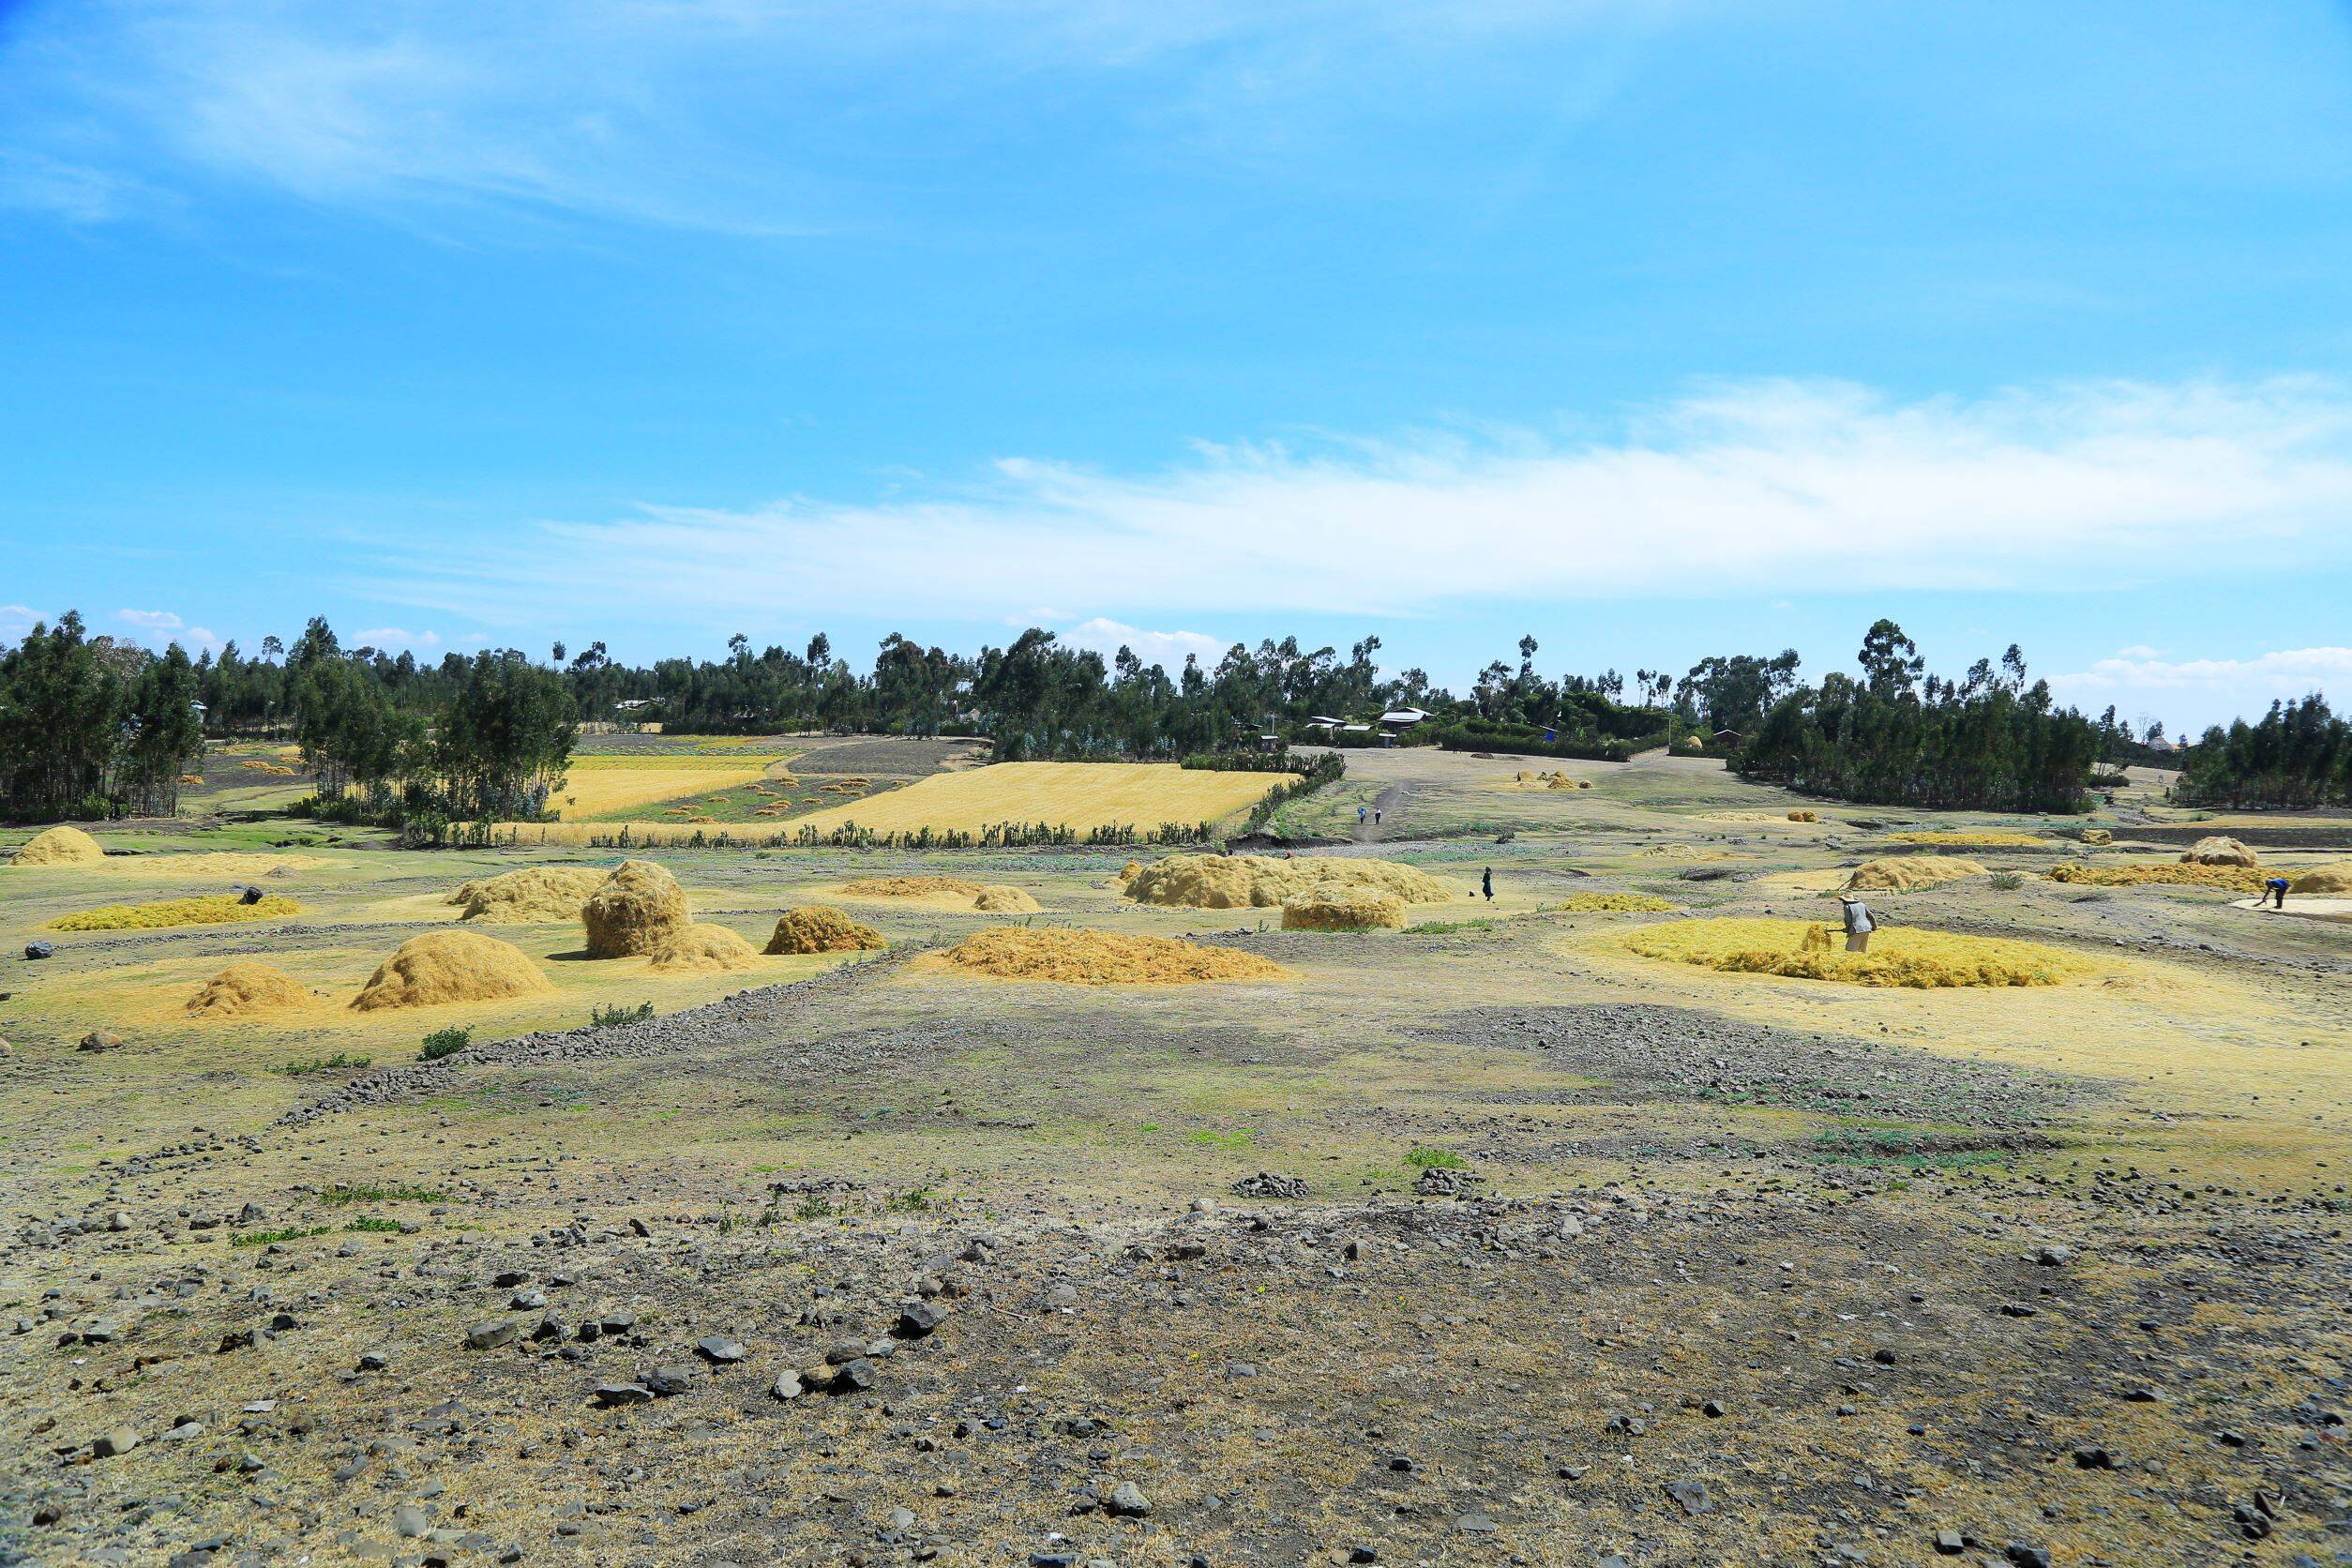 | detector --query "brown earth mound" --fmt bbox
[187,963,312,1018]
[351,930,550,1011]
[940,928,1290,986]
[765,907,888,955]
[581,859,690,957]
[13,825,104,866]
